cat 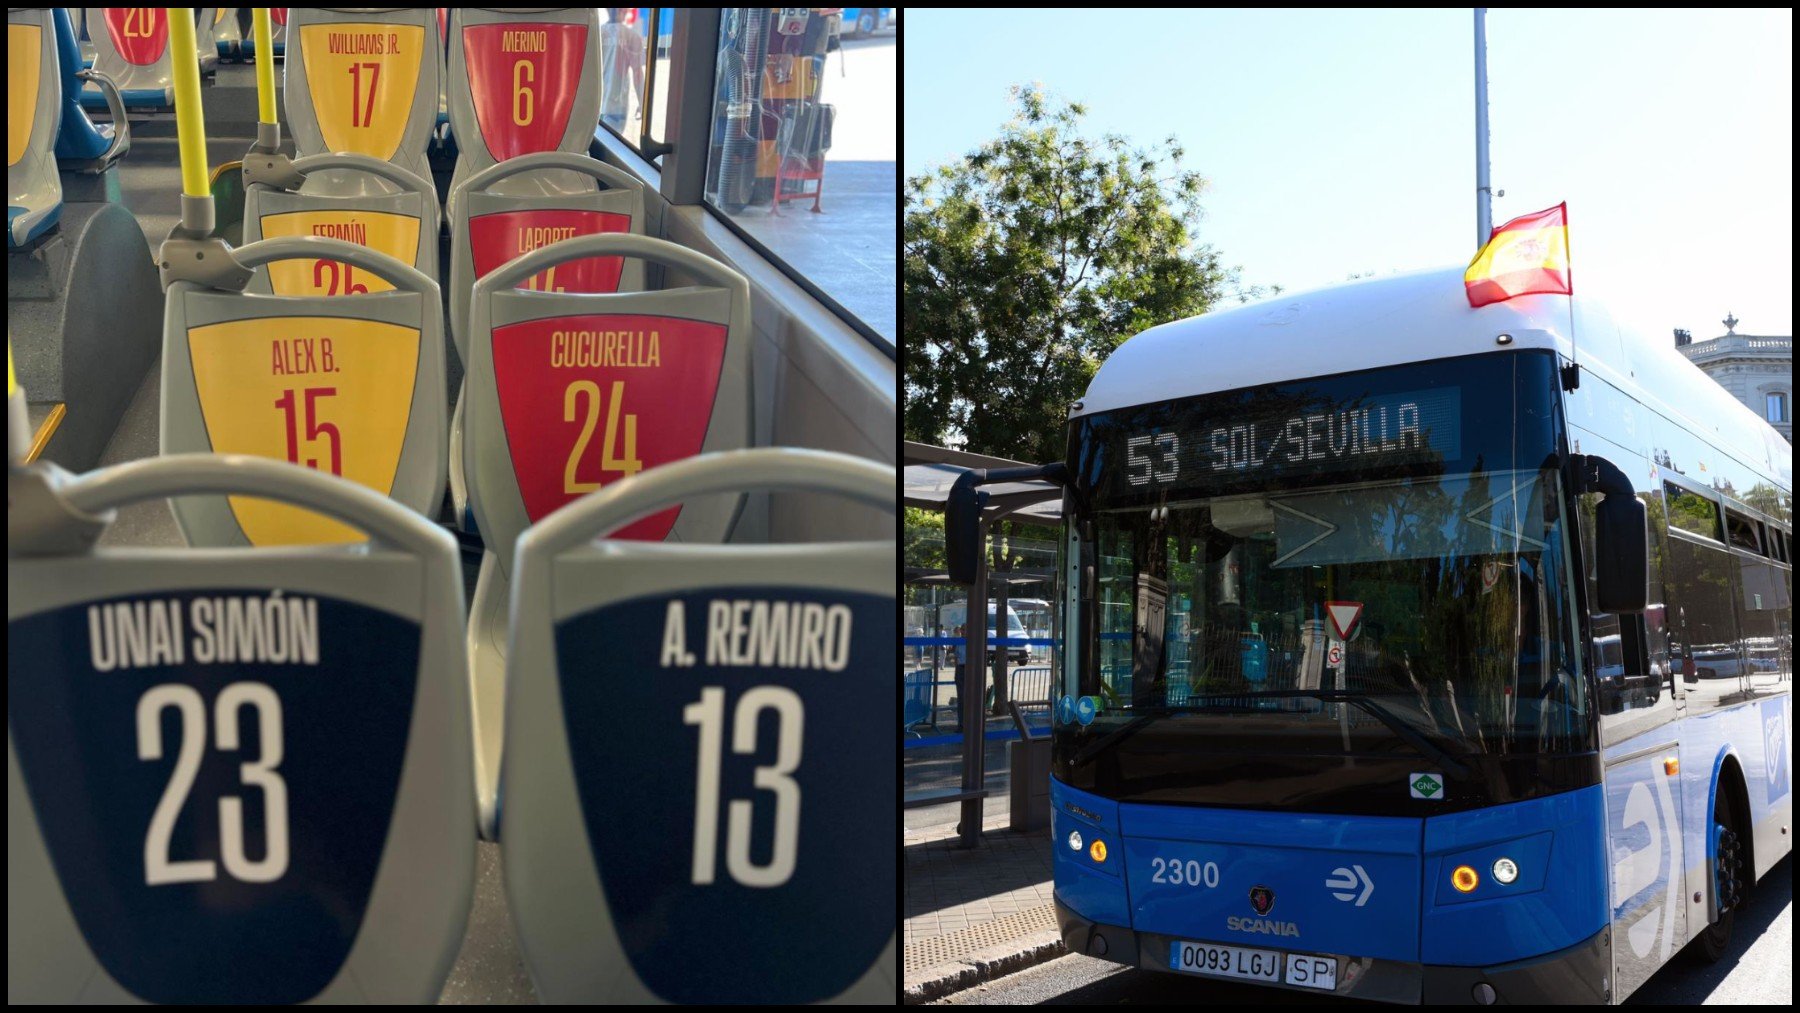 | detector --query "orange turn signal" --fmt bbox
[1090,840,1108,863]
[1452,864,1479,893]
[1663,757,1680,776]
